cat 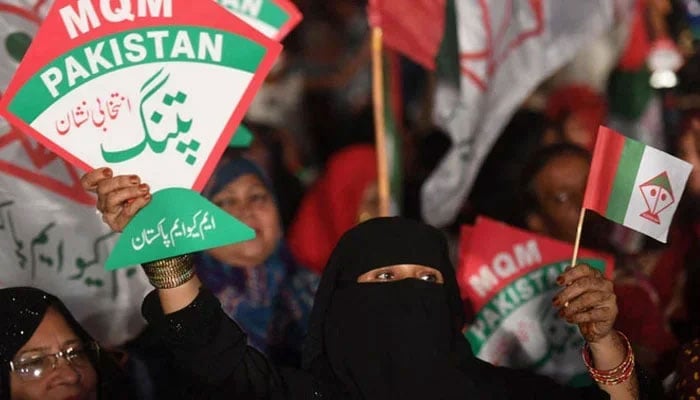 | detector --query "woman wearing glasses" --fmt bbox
[0,287,126,400]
